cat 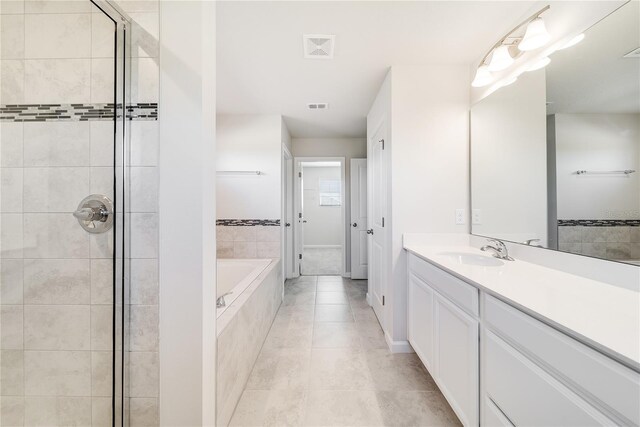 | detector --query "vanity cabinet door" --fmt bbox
[482,397,515,427]
[434,292,479,427]
[408,273,435,370]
